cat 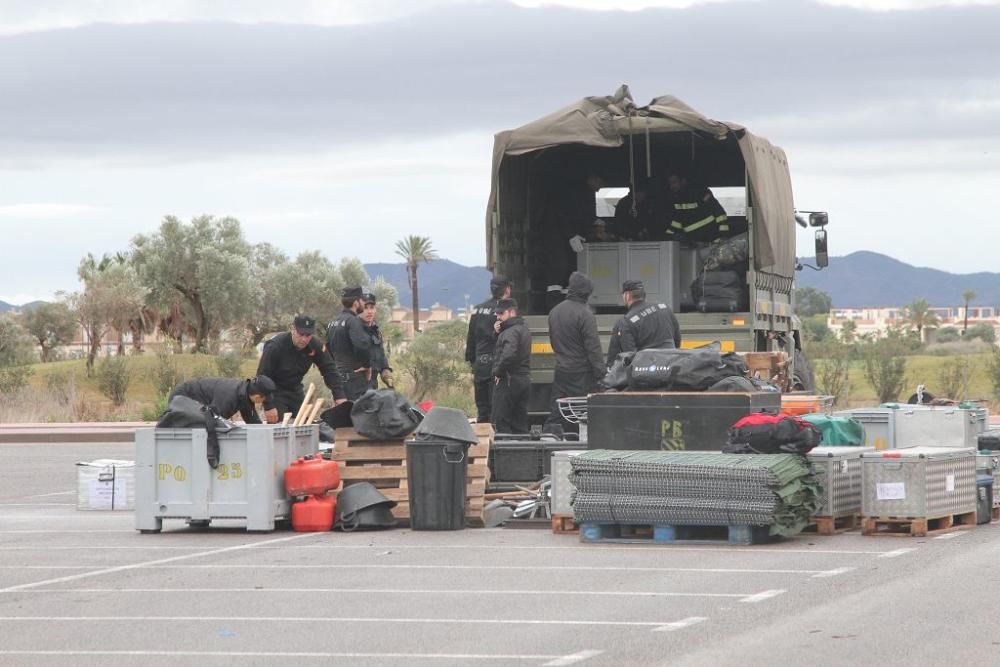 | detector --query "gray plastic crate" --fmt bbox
[976,452,1000,508]
[550,450,586,516]
[893,405,987,449]
[807,446,873,517]
[861,447,976,519]
[135,424,318,532]
[834,408,896,450]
